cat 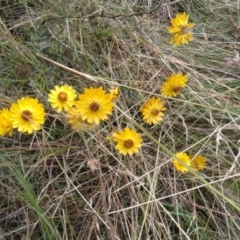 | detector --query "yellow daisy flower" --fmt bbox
[112,127,142,156]
[48,85,77,112]
[167,12,195,46]
[10,97,46,134]
[106,129,120,142]
[109,86,120,101]
[0,108,13,137]
[140,97,166,125]
[66,106,97,132]
[191,155,207,171]
[75,86,114,125]
[173,152,191,173]
[161,73,188,97]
